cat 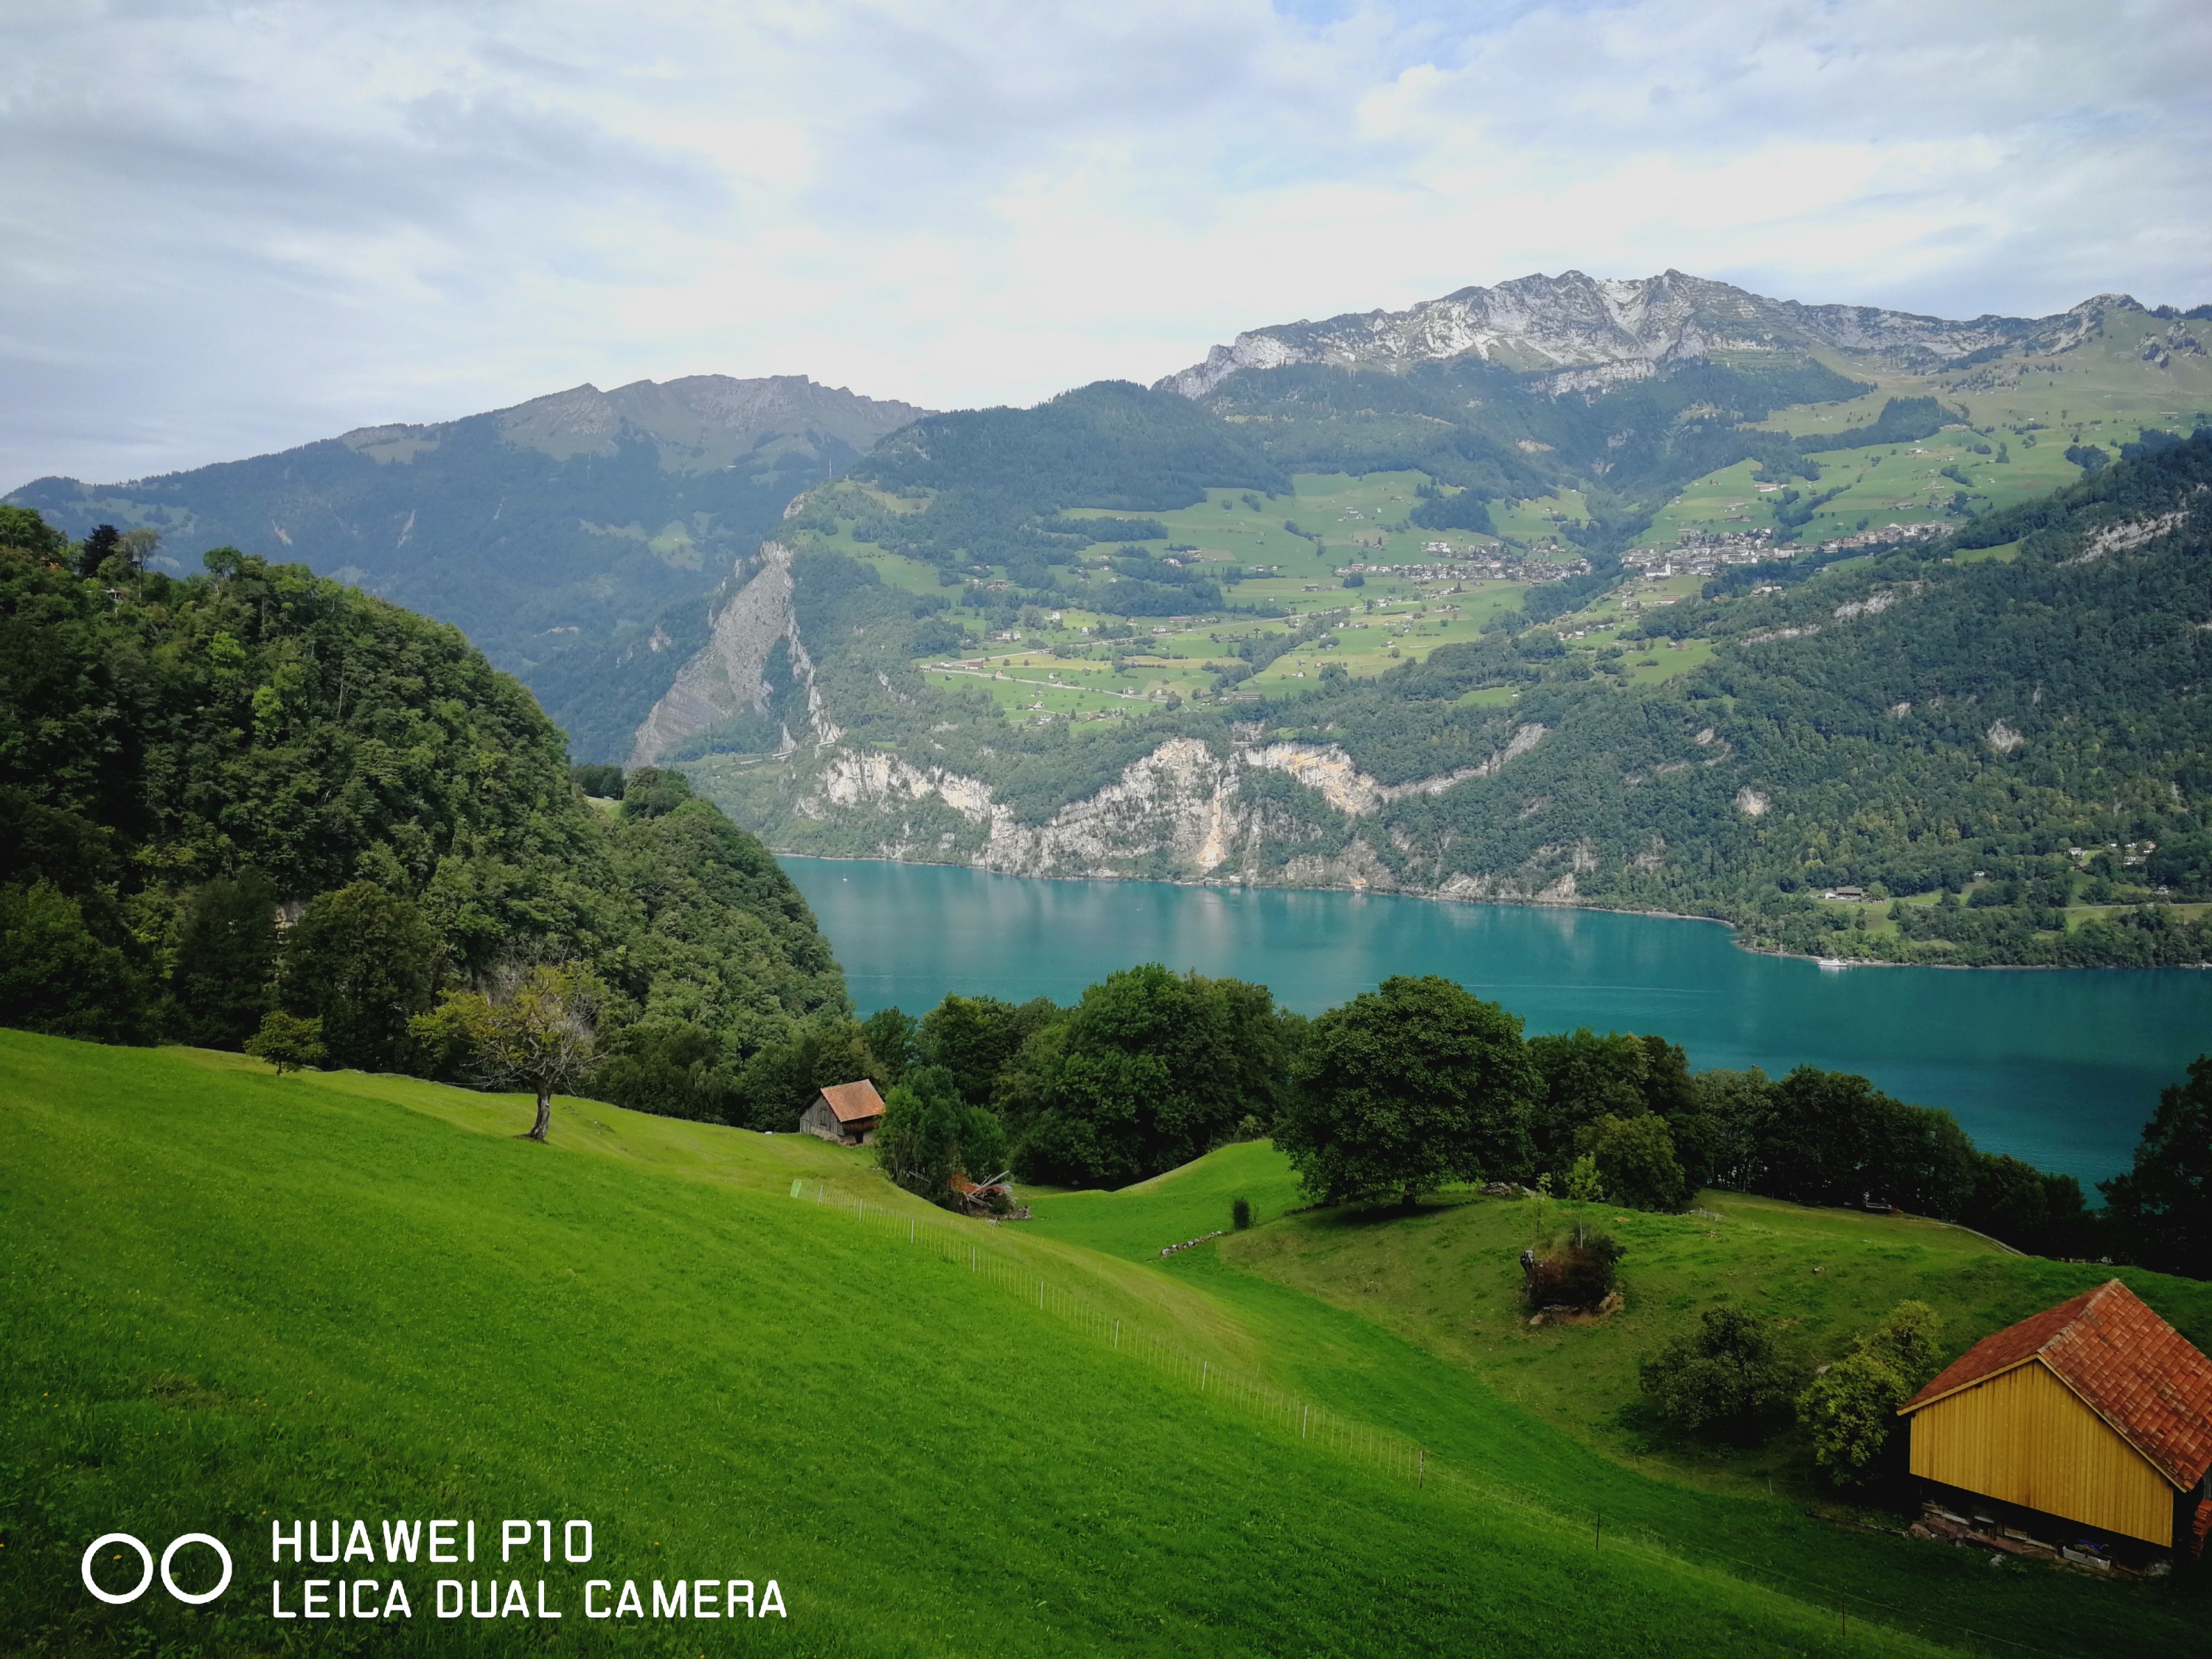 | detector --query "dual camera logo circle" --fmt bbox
[81,1533,233,1605]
